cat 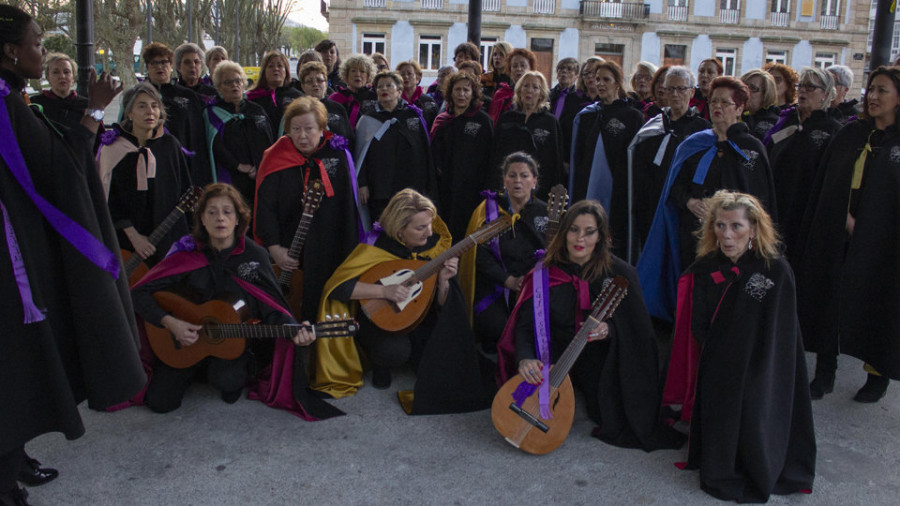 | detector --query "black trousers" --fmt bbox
[144,354,249,413]
[0,446,24,496]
